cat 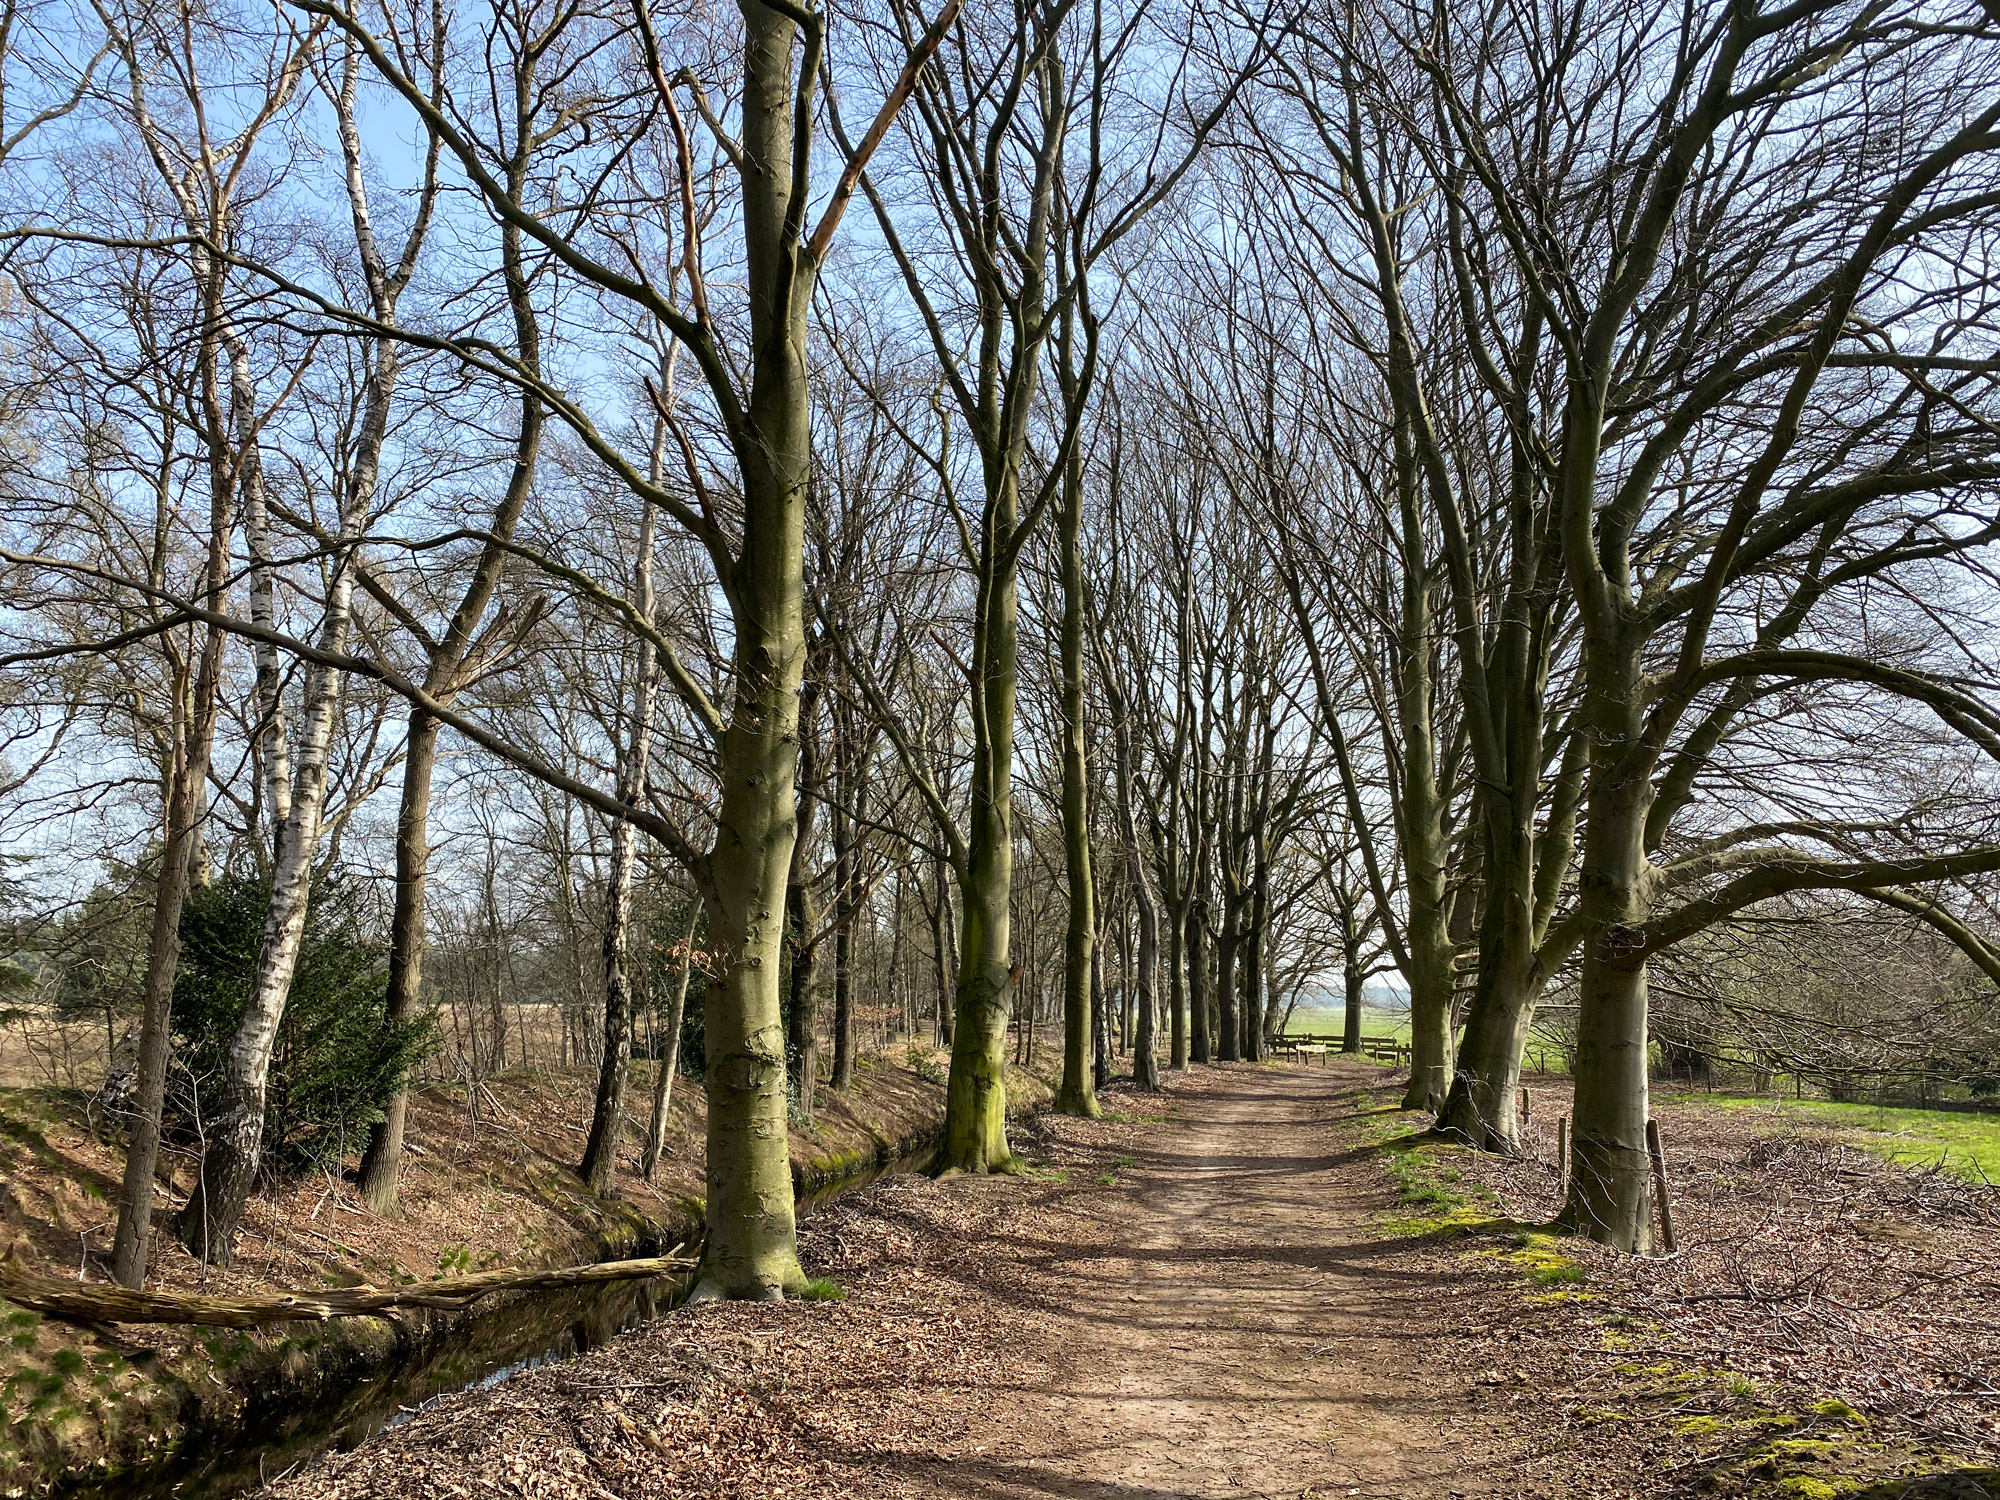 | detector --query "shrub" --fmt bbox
[169,874,433,1178]
[640,898,710,1081]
